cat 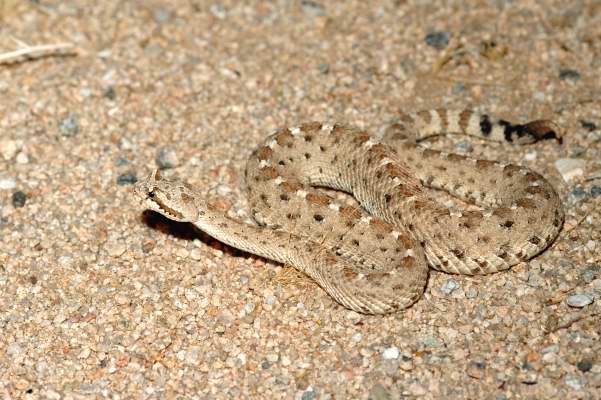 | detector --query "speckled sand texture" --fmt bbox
[1,1,600,399]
